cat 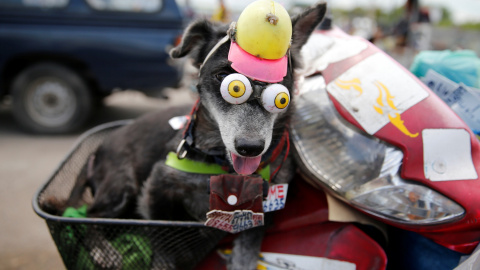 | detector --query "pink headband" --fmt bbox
[228,41,288,83]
